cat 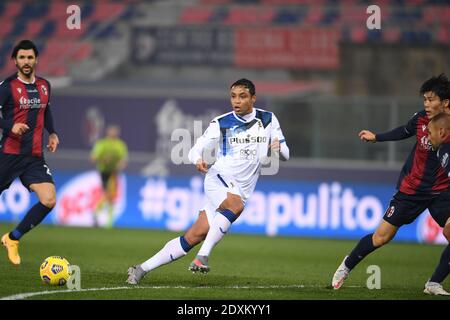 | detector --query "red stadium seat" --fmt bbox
[90,2,125,21]
[21,20,45,39]
[2,2,24,19]
[179,7,213,24]
[223,6,275,25]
